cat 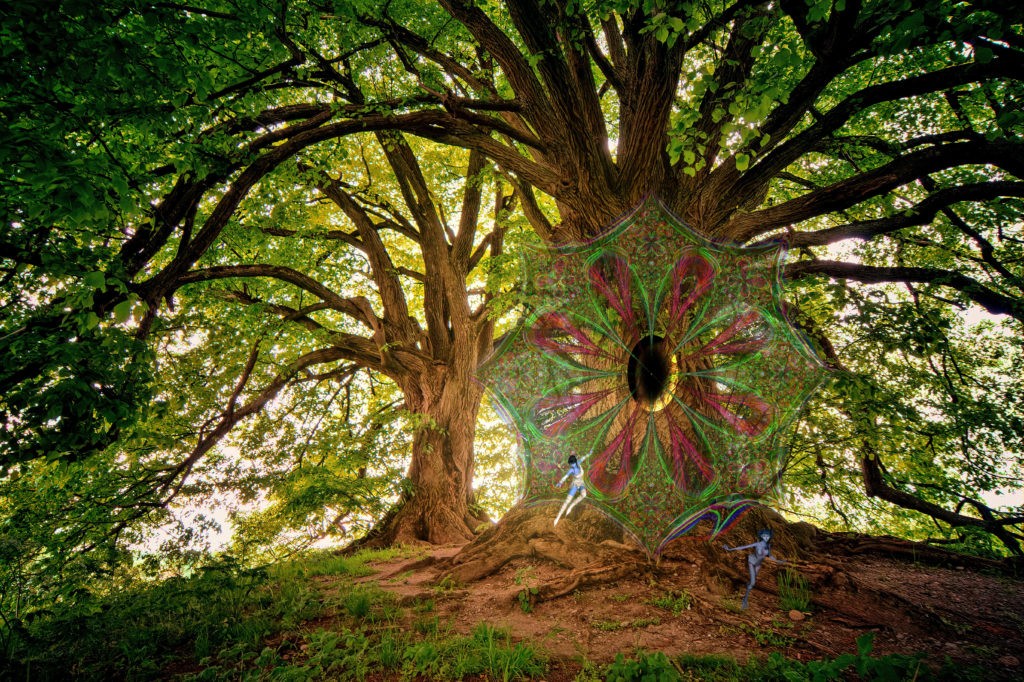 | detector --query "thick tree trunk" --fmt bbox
[359,365,490,547]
